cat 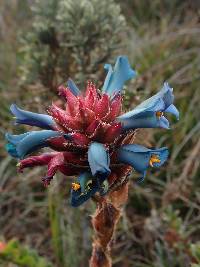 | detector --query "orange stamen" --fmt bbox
[156,111,164,118]
[71,182,81,191]
[149,154,161,167]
